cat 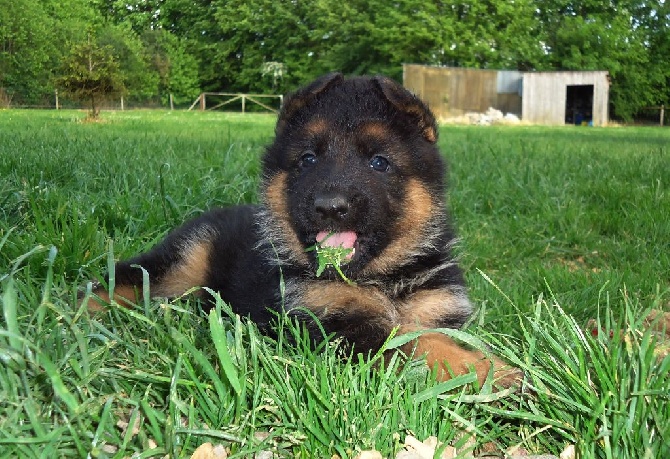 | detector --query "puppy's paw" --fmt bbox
[405,331,523,391]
